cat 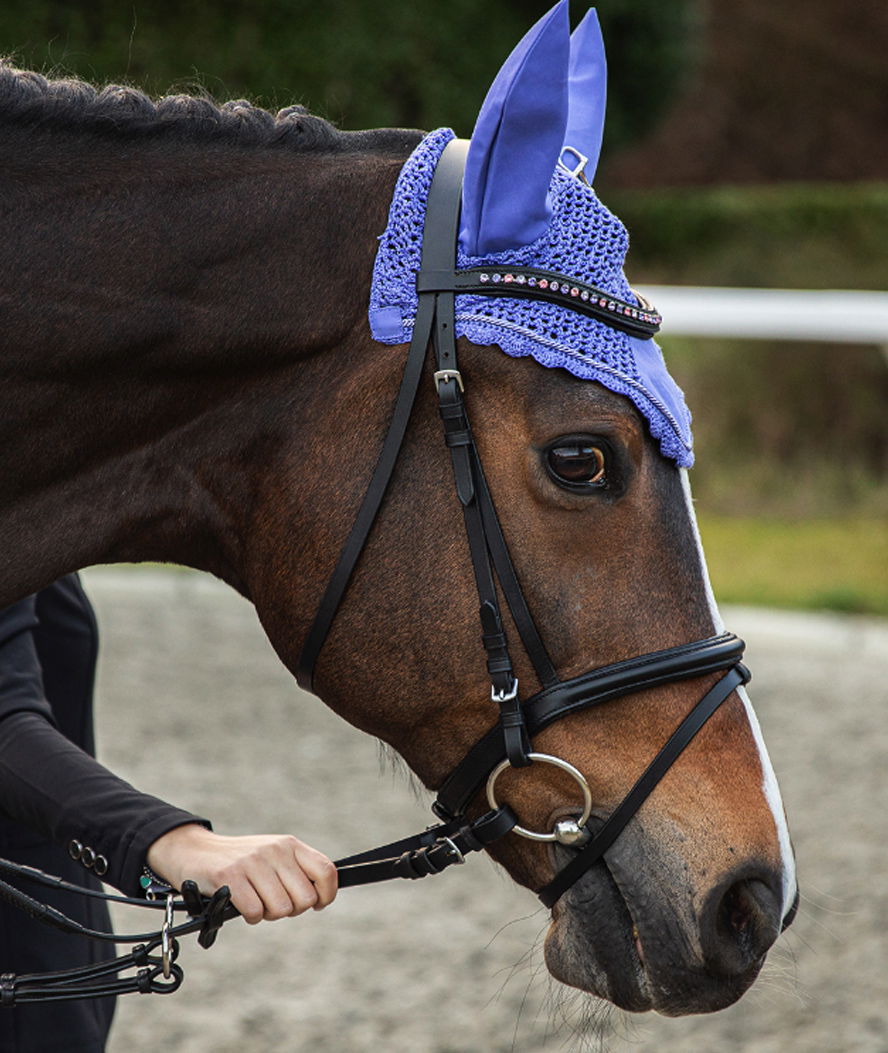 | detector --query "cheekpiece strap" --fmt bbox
[426,139,544,767]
